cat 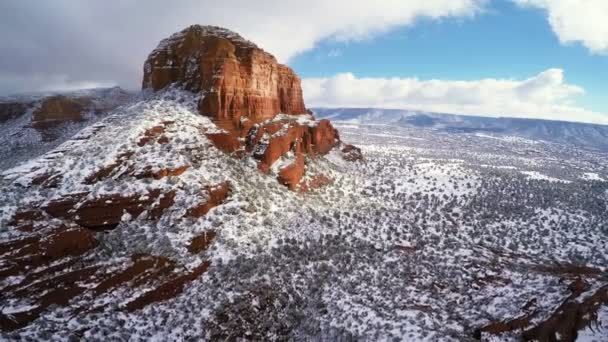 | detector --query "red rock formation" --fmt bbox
[142,25,306,128]
[31,95,91,126]
[341,144,363,162]
[247,118,339,173]
[43,189,175,230]
[0,227,97,278]
[142,25,356,190]
[278,154,305,190]
[311,120,340,154]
